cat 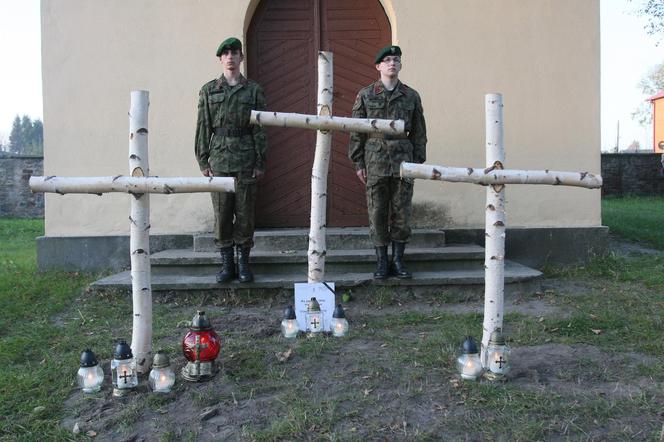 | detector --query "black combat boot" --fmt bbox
[237,246,254,283]
[373,246,389,280]
[216,247,236,283]
[390,241,412,279]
